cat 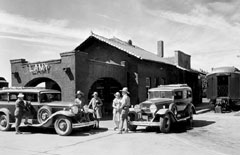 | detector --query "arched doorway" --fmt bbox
[88,77,122,117]
[25,77,61,91]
